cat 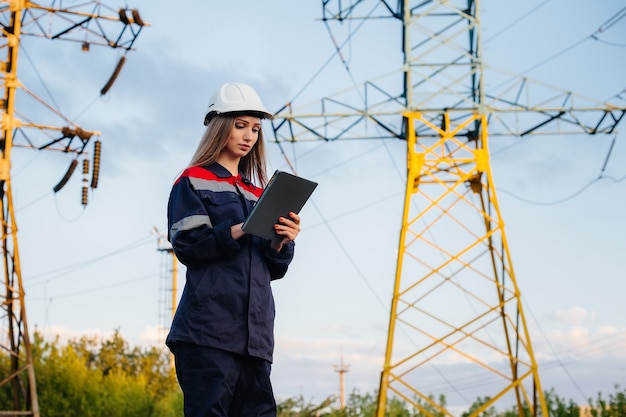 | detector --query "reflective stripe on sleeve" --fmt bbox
[170,214,213,239]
